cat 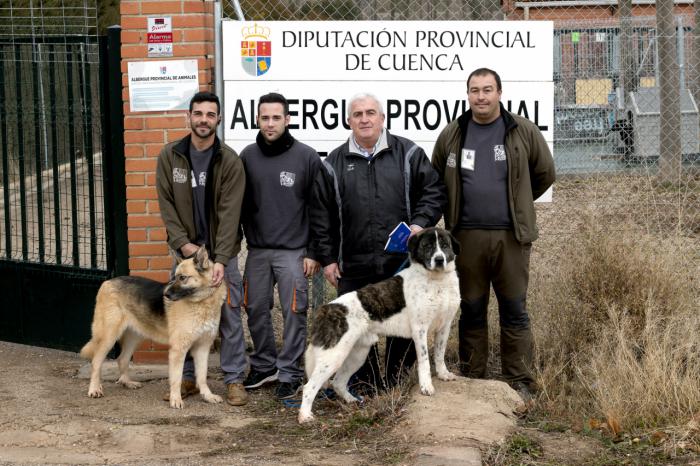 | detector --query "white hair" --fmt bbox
[346,93,384,119]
